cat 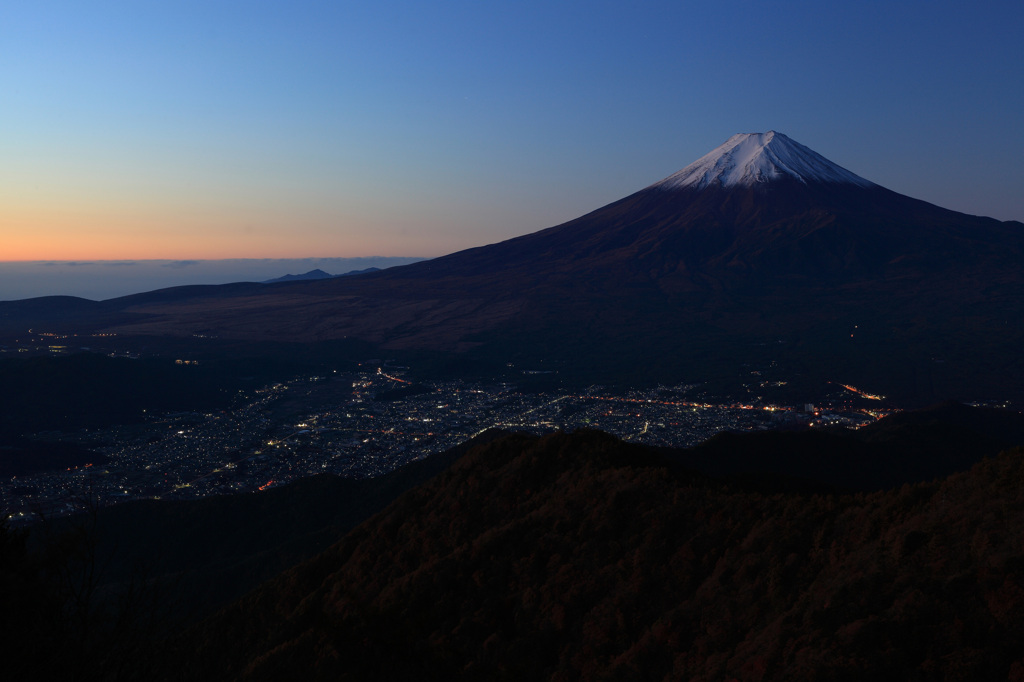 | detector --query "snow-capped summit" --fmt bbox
[652,131,875,190]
